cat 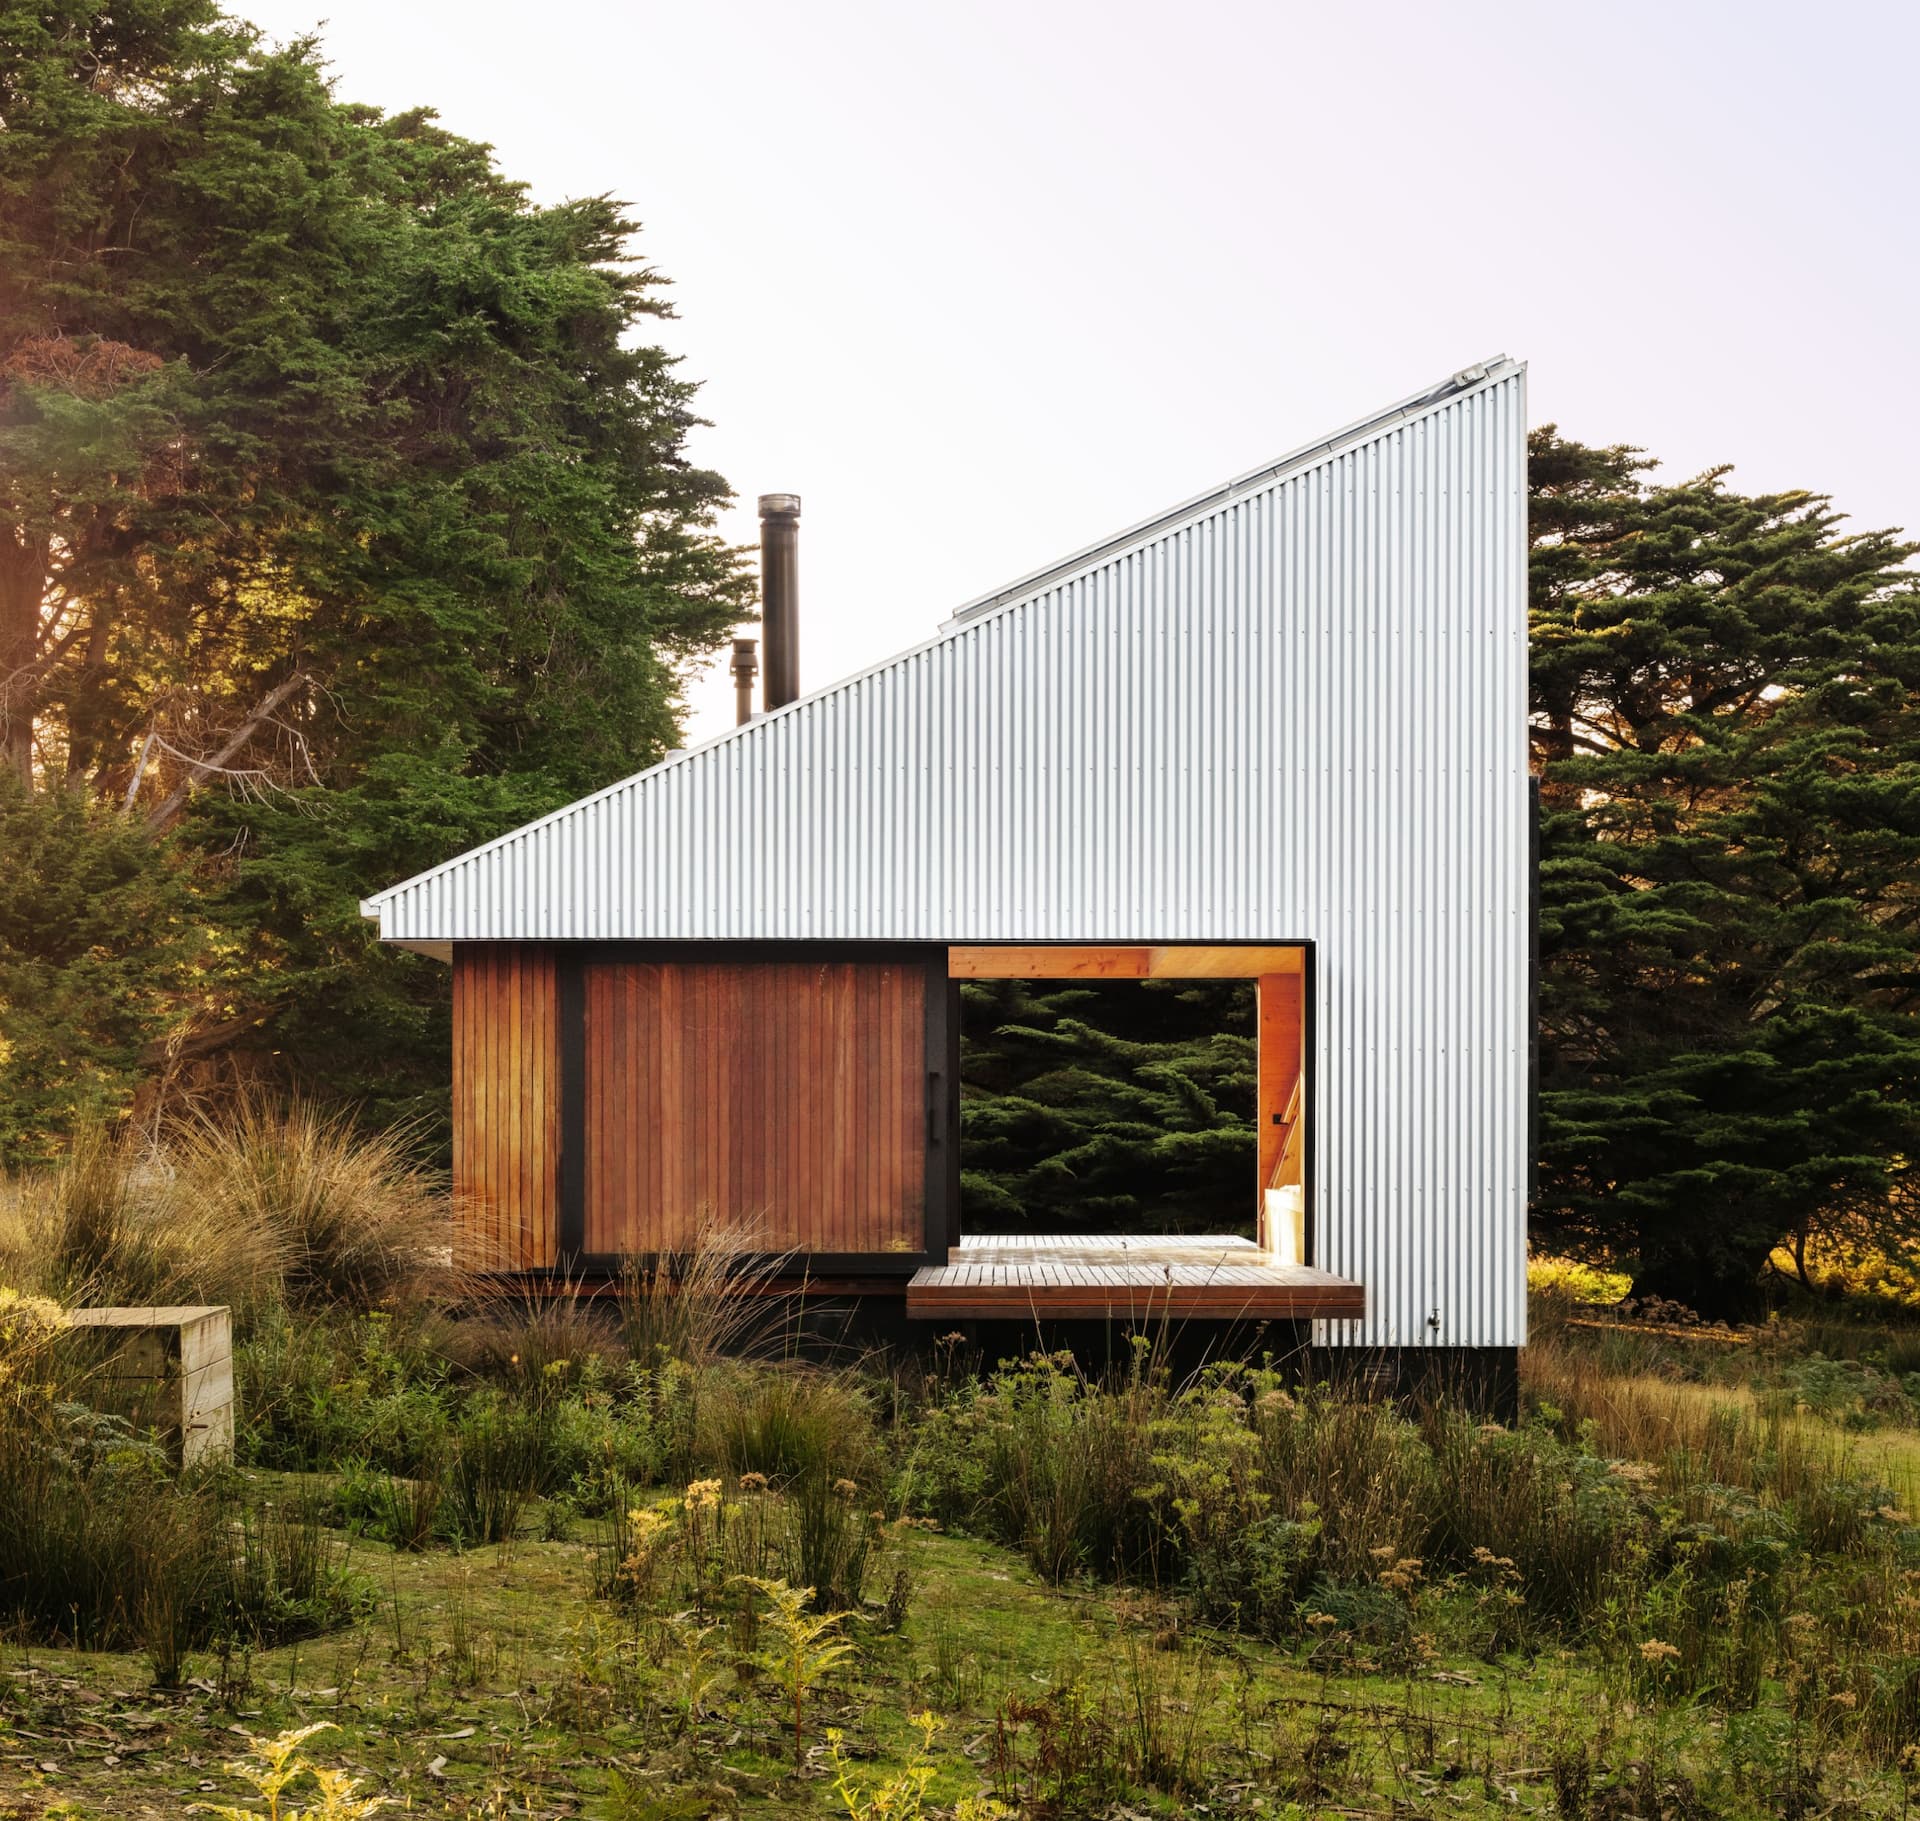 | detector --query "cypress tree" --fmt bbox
[1530,431,1920,1315]
[0,1,751,1151]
